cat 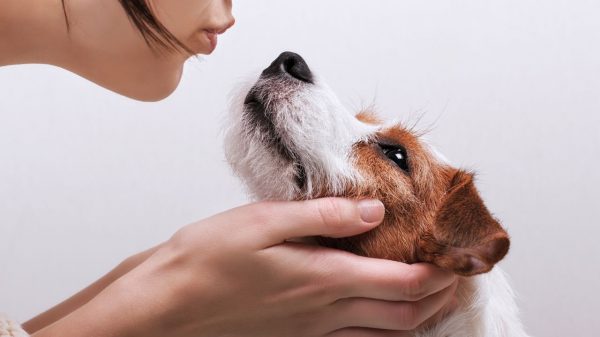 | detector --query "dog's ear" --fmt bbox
[418,170,510,276]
